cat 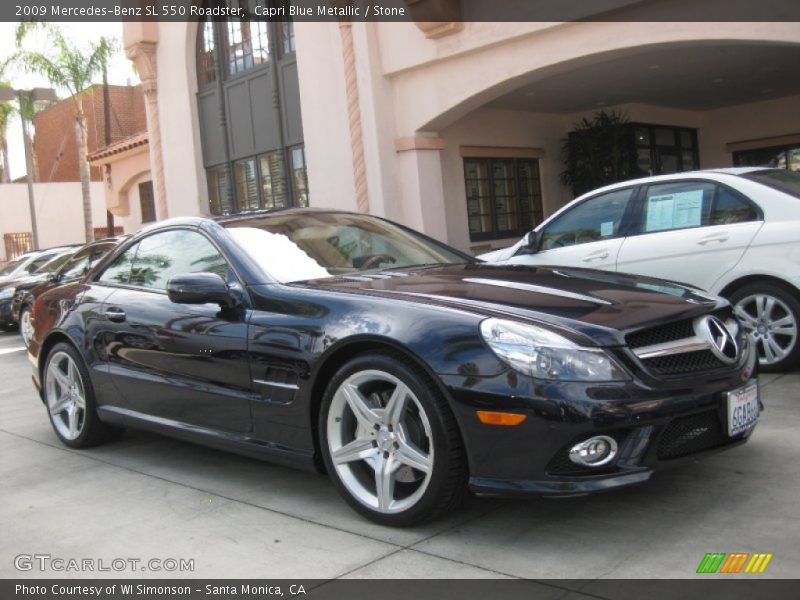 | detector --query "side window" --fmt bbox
[641,182,758,233]
[28,253,56,273]
[710,187,759,225]
[642,182,714,233]
[128,230,229,290]
[98,243,139,285]
[541,188,635,250]
[60,256,91,280]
